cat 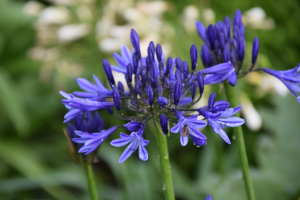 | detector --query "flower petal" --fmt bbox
[170,122,181,133]
[119,142,135,163]
[180,132,189,146]
[218,116,245,127]
[138,145,148,161]
[110,137,133,147]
